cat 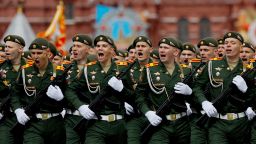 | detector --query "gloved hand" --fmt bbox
[174,82,192,95]
[202,101,218,117]
[78,105,95,120]
[14,108,30,125]
[232,75,248,93]
[185,102,192,116]
[108,76,124,92]
[124,102,134,115]
[245,107,256,120]
[0,113,3,120]
[46,85,64,101]
[145,111,162,126]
